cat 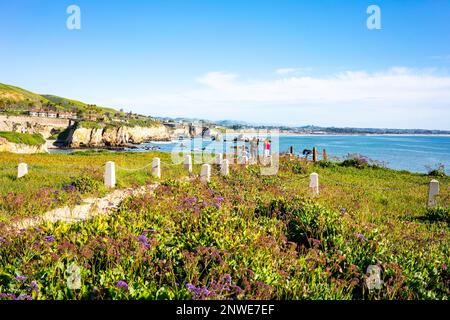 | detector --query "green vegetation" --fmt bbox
[0,153,448,300]
[0,132,46,146]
